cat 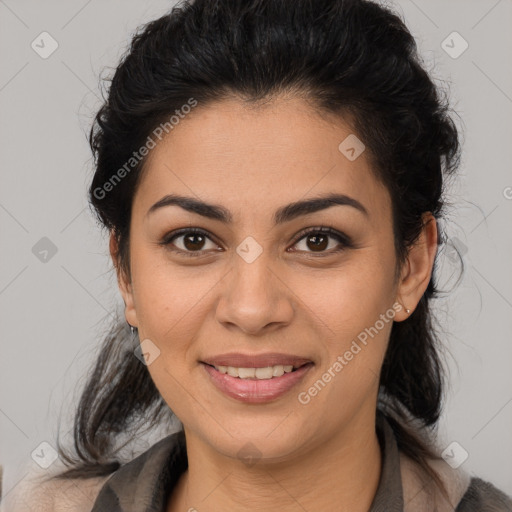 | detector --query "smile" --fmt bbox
[201,361,314,403]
